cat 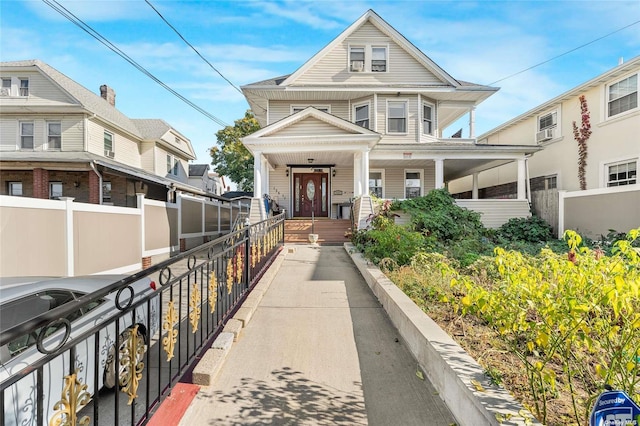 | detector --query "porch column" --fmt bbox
[362,150,370,196]
[434,158,445,189]
[469,106,476,139]
[517,158,527,200]
[353,152,363,196]
[253,151,263,198]
[472,173,479,199]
